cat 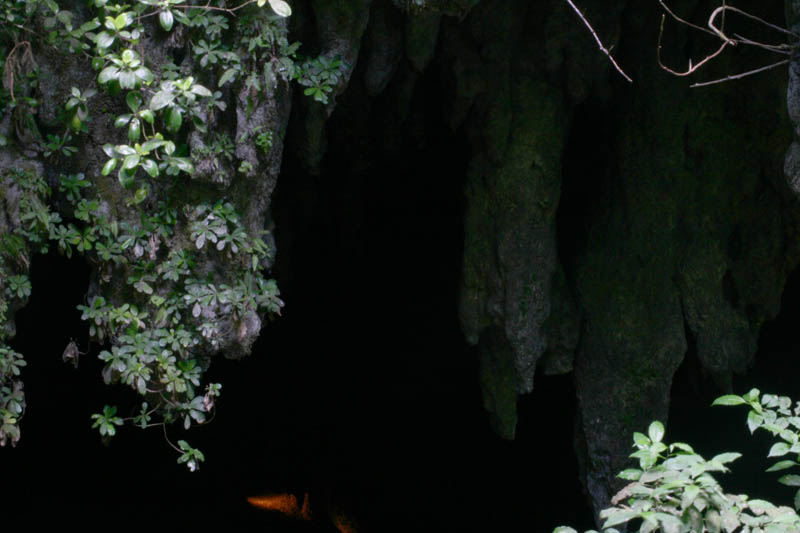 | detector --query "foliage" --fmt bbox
[0,0,312,468]
[555,390,800,533]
